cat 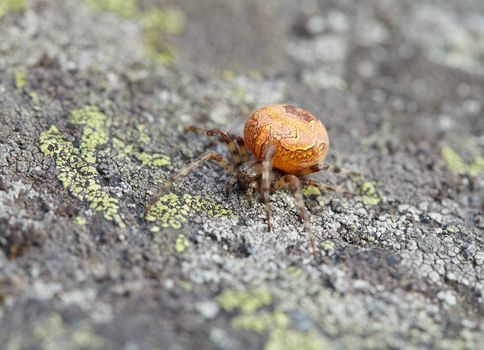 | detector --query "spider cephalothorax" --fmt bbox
[146,104,355,255]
